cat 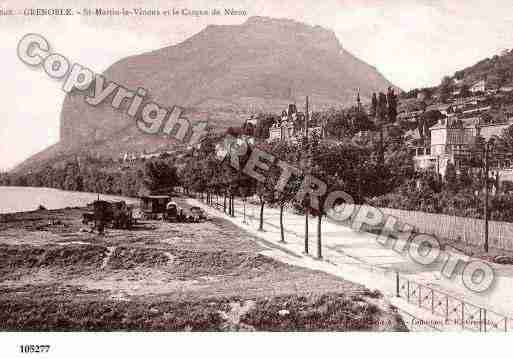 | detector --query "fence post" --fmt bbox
[462,302,465,329]
[395,271,399,297]
[431,288,434,314]
[483,309,487,332]
[479,308,482,332]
